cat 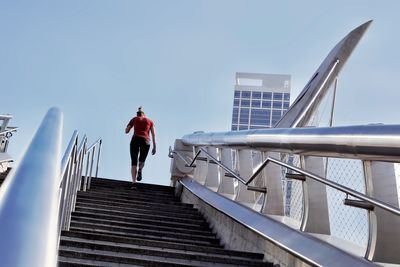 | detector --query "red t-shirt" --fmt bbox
[127,116,154,141]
